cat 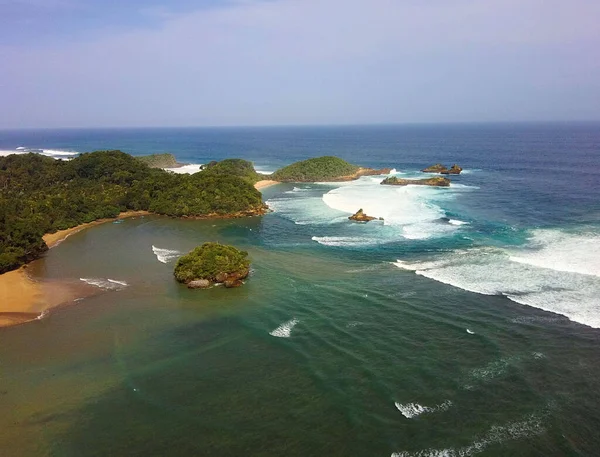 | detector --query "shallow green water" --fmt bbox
[1,212,599,457]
